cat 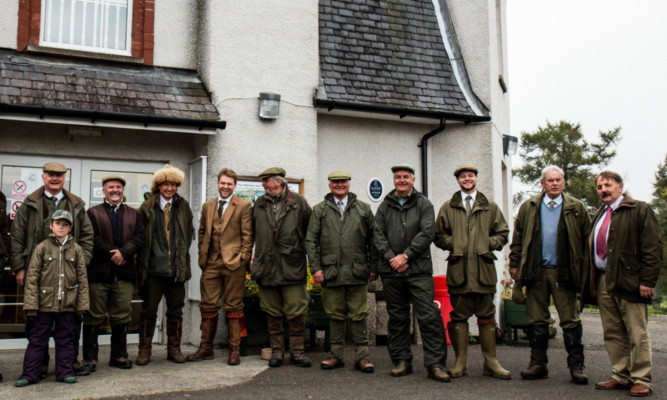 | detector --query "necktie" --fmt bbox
[548,201,556,209]
[218,200,226,218]
[46,196,57,215]
[111,205,118,231]
[164,202,171,247]
[465,195,472,221]
[595,207,613,259]
[337,201,345,216]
